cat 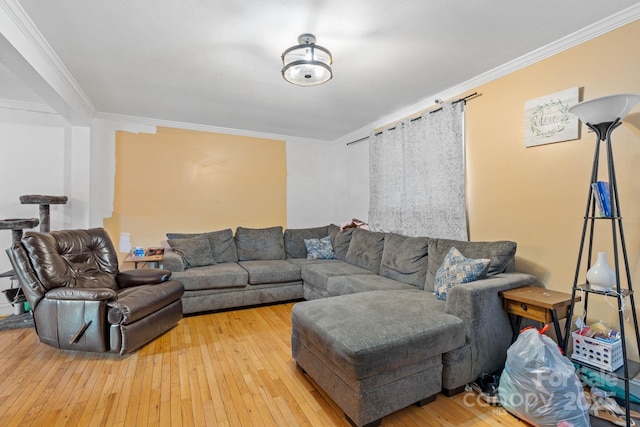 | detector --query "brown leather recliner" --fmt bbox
[6,227,184,355]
